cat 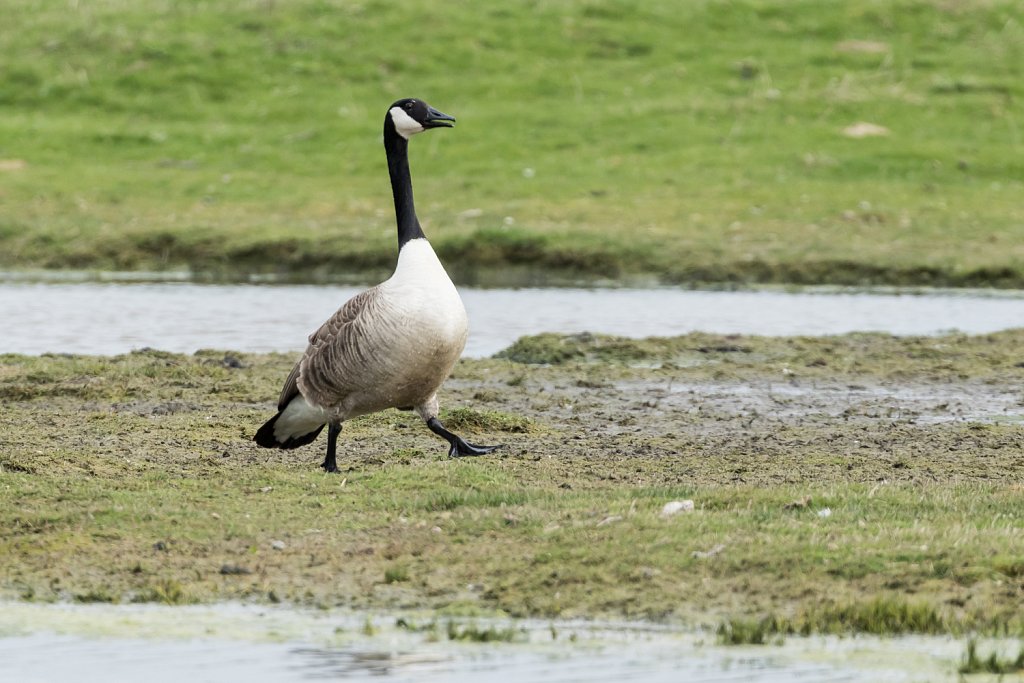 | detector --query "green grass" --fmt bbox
[383,565,410,584]
[721,598,957,644]
[395,617,525,643]
[796,597,950,636]
[1,0,1022,286]
[1,335,1024,634]
[444,621,524,643]
[440,407,537,434]
[717,618,778,645]
[960,639,1024,675]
